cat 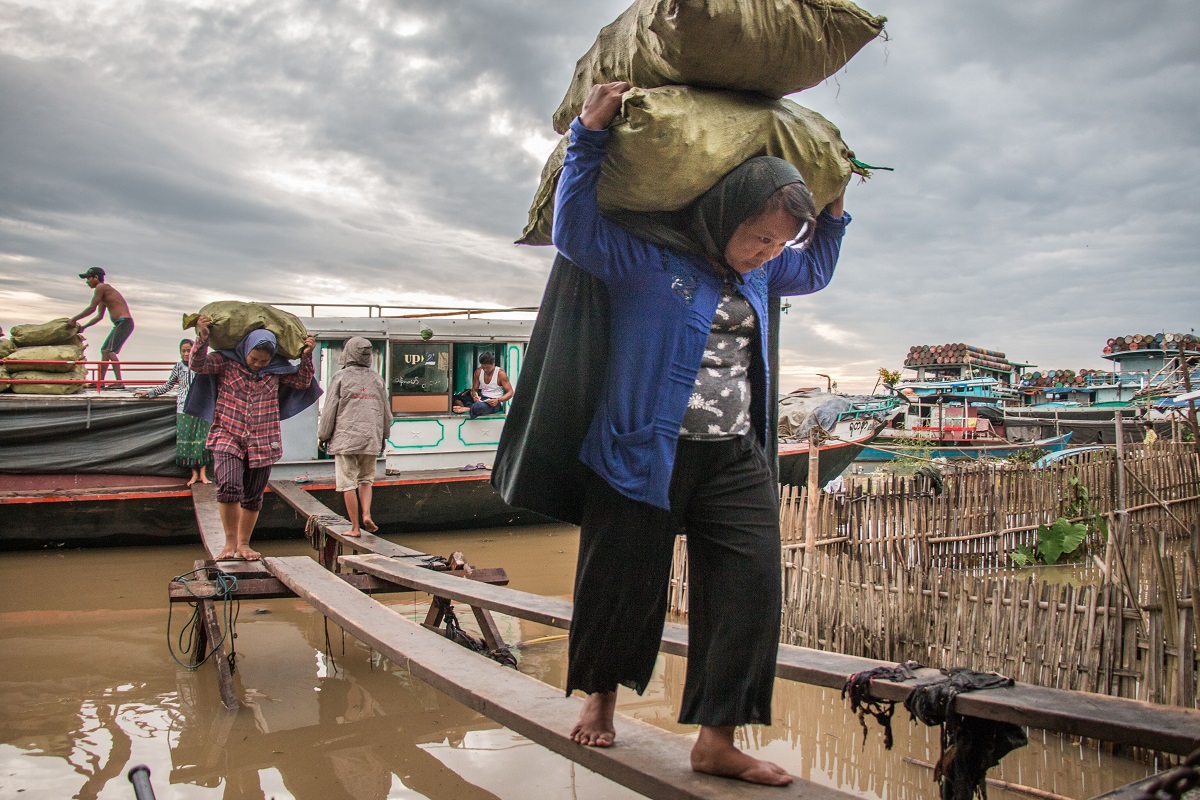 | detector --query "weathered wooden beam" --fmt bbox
[265,555,855,800]
[197,595,238,712]
[269,479,425,559]
[169,567,508,602]
[343,552,1200,756]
